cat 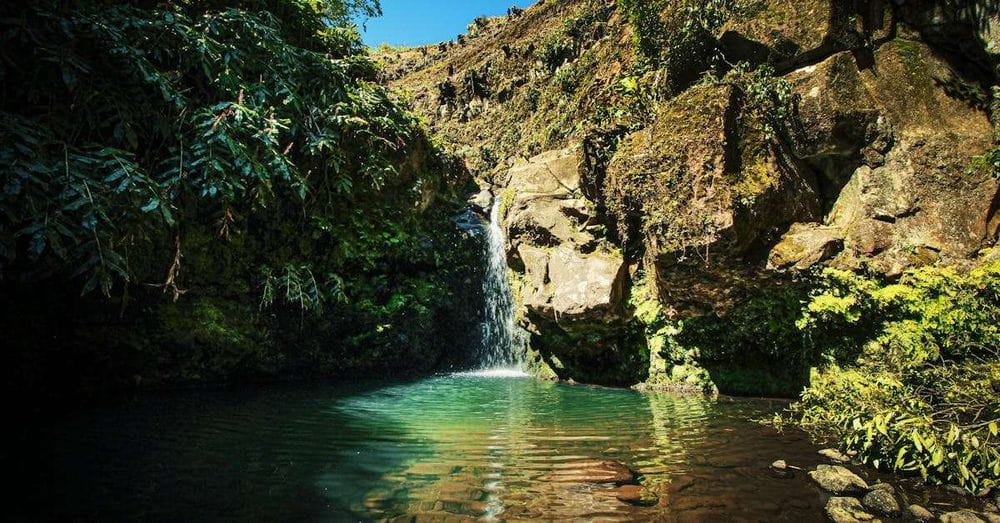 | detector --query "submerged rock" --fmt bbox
[809,464,869,495]
[614,485,658,506]
[825,496,880,523]
[541,460,637,485]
